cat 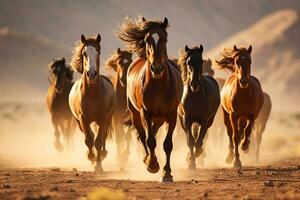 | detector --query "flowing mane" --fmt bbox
[178,46,202,83]
[117,16,168,58]
[215,46,250,72]
[70,37,101,73]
